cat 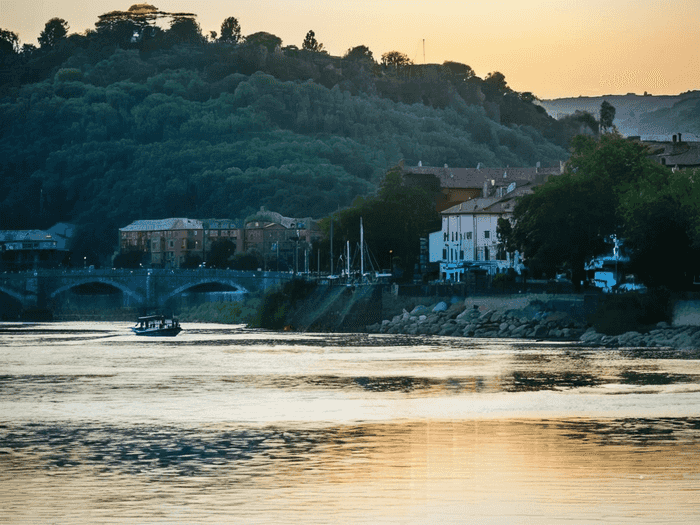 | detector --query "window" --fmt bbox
[484,230,490,239]
[169,240,174,249]
[460,250,464,260]
[442,248,447,260]
[466,232,472,240]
